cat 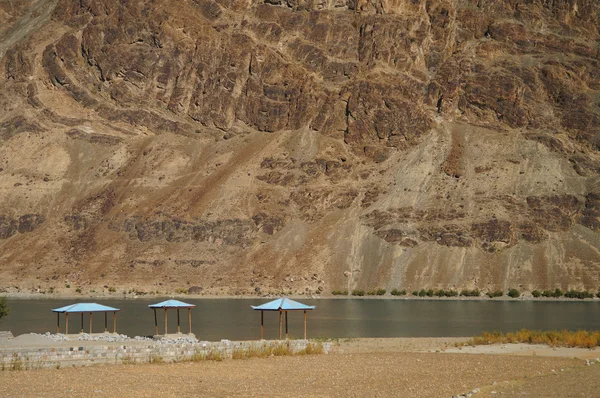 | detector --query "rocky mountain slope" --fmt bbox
[0,0,599,296]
